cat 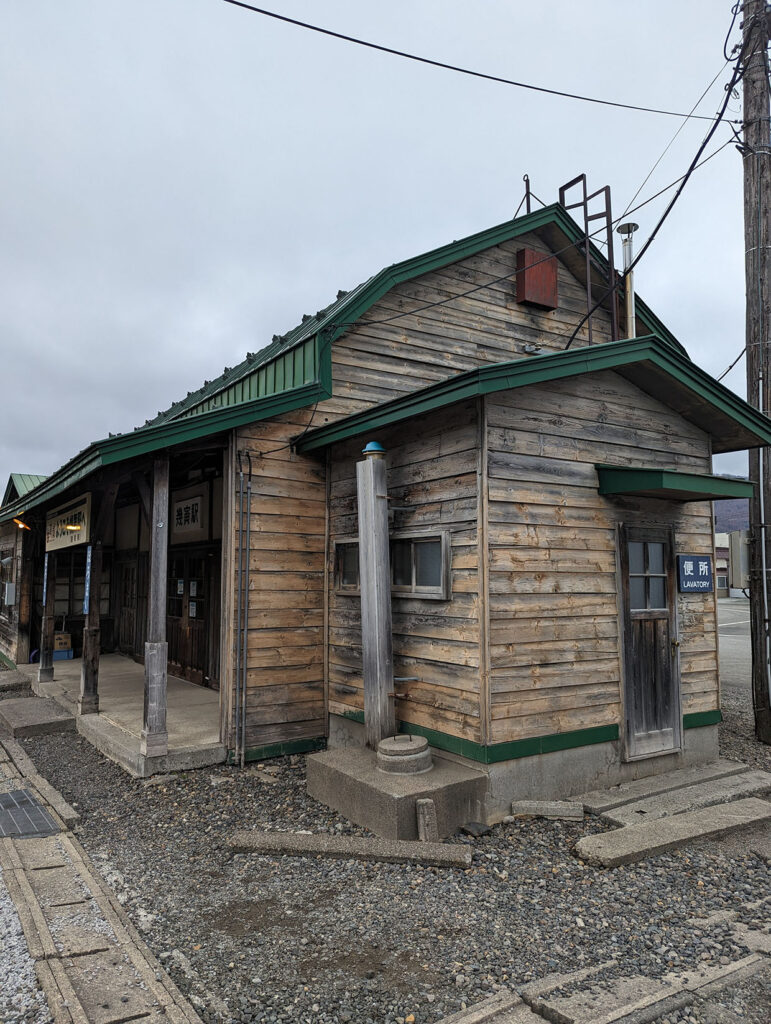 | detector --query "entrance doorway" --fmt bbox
[619,525,682,758]
[167,547,221,688]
